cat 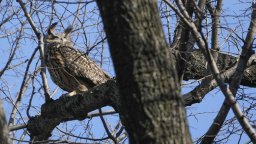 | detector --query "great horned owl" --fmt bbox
[44,22,110,96]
